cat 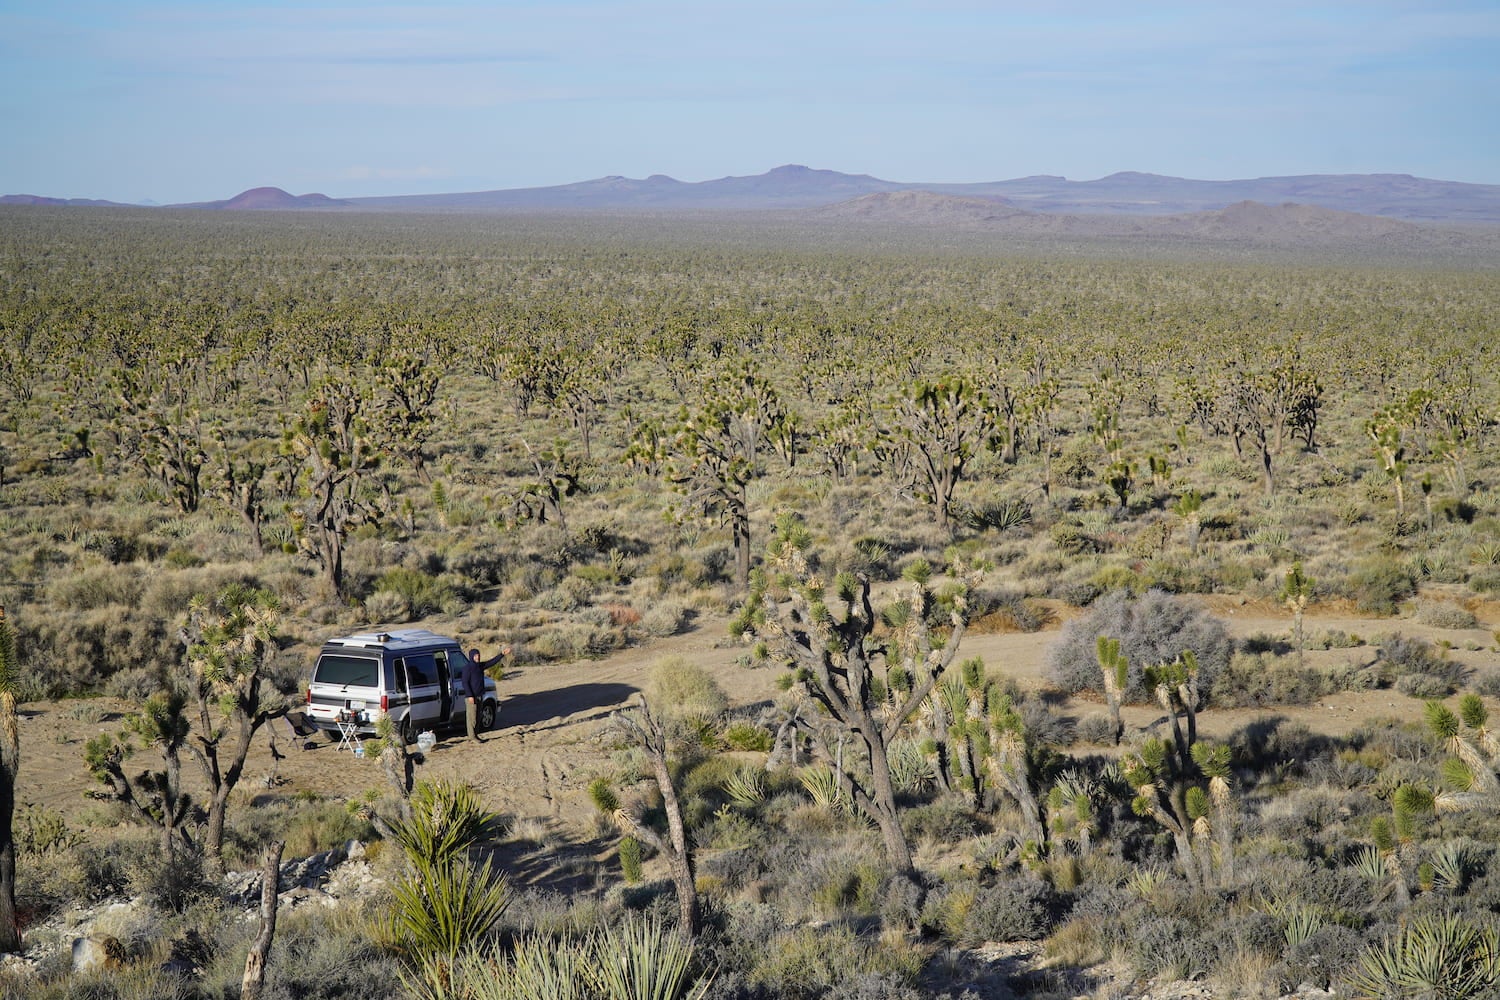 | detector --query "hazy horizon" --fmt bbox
[3,1,1497,204]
